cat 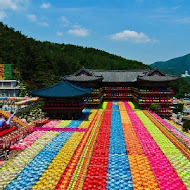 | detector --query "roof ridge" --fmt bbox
[74,68,94,76]
[89,69,150,72]
[147,67,166,76]
[30,81,92,98]
[67,81,91,93]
